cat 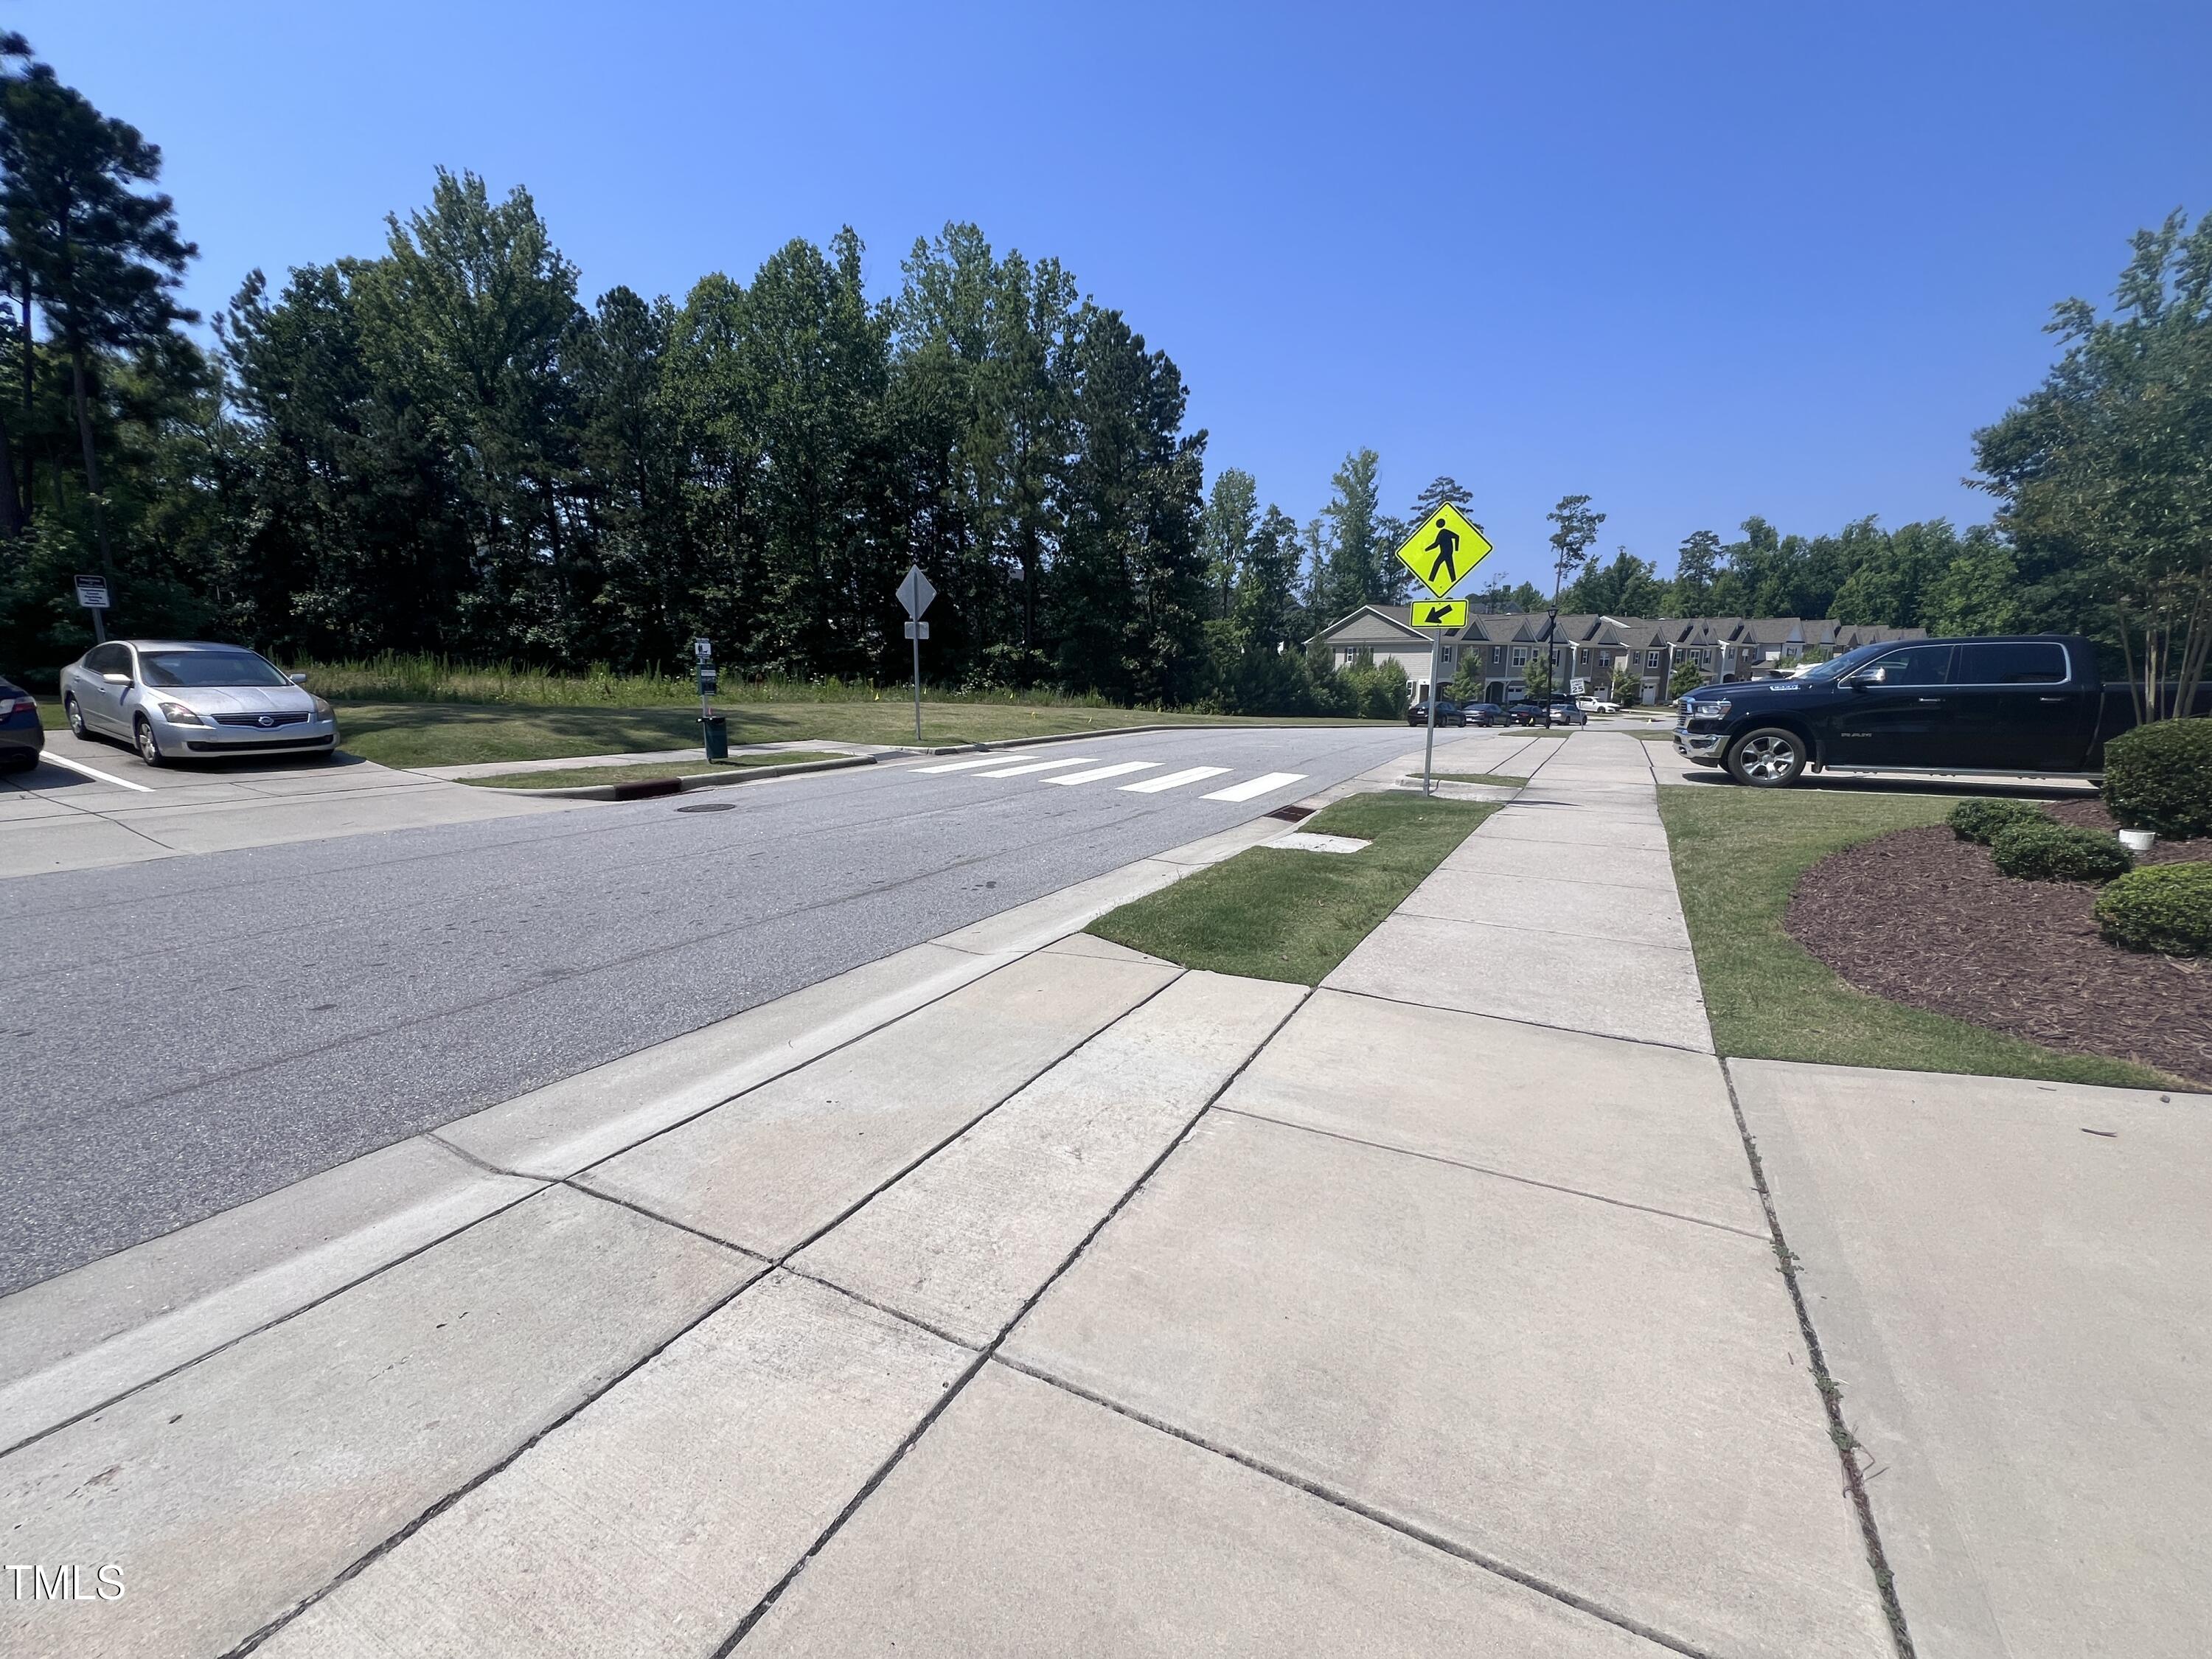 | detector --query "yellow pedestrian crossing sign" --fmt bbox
[1409,599,1467,628]
[1394,504,1492,599]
